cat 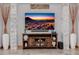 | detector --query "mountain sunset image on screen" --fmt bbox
[25,13,55,20]
[25,13,55,30]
